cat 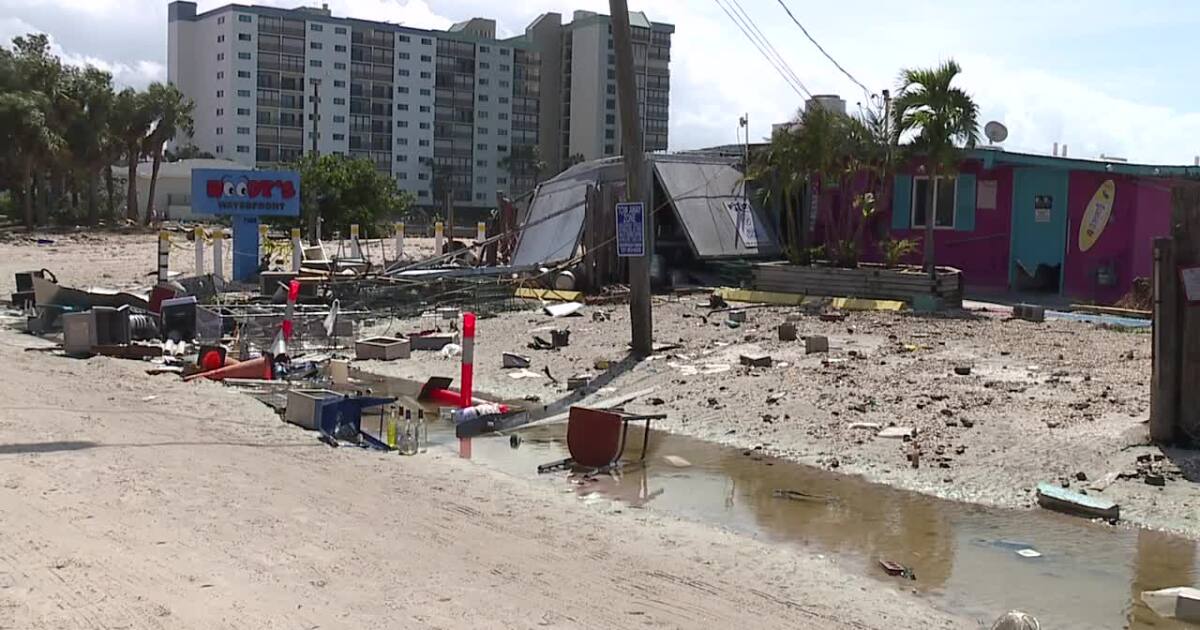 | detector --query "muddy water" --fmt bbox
[361,374,1197,629]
